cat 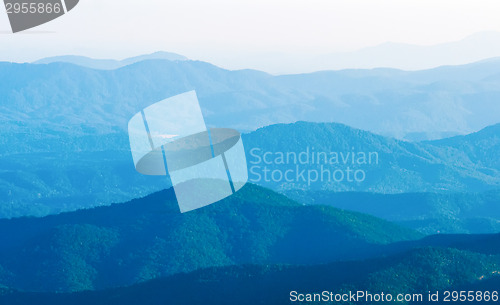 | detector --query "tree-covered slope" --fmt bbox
[285,189,500,234]
[0,184,420,292]
[428,123,500,171]
[1,246,498,305]
[1,58,499,217]
[243,122,500,193]
[1,121,499,219]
